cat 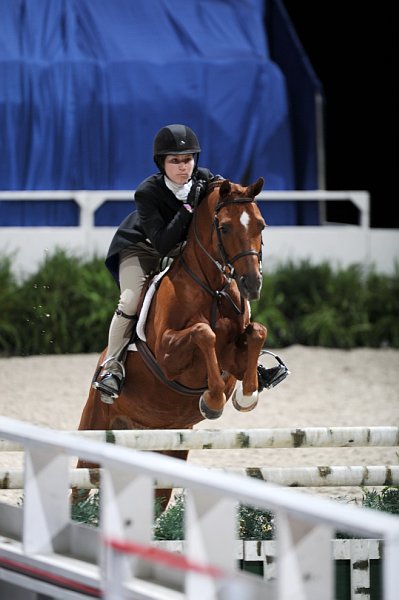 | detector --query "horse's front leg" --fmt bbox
[158,323,226,420]
[233,321,267,412]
